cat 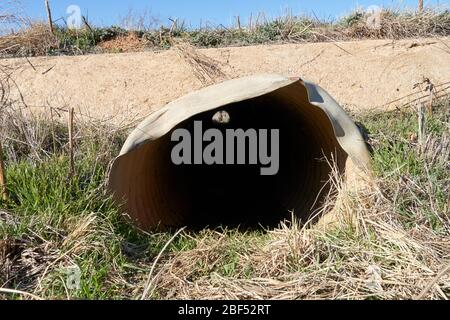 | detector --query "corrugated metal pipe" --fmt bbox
[108,75,372,230]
